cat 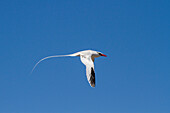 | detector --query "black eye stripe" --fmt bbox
[98,53,102,55]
